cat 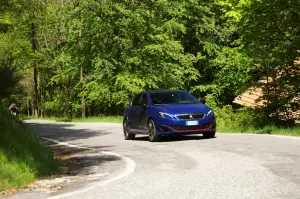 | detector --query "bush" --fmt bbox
[214,106,269,132]
[0,105,59,191]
